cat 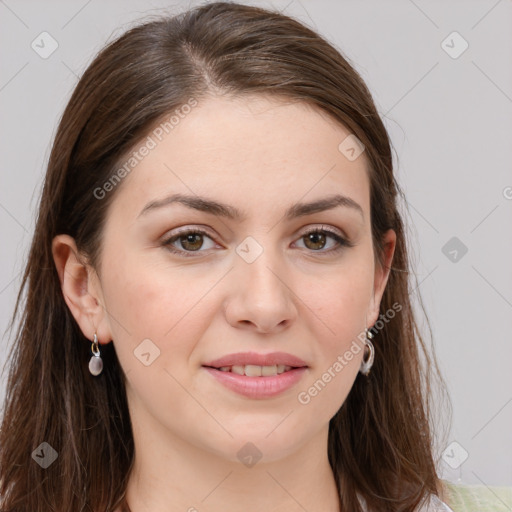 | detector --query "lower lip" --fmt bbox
[203,366,307,399]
